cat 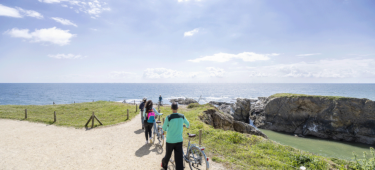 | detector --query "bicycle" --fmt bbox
[169,125,209,170]
[153,114,165,147]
